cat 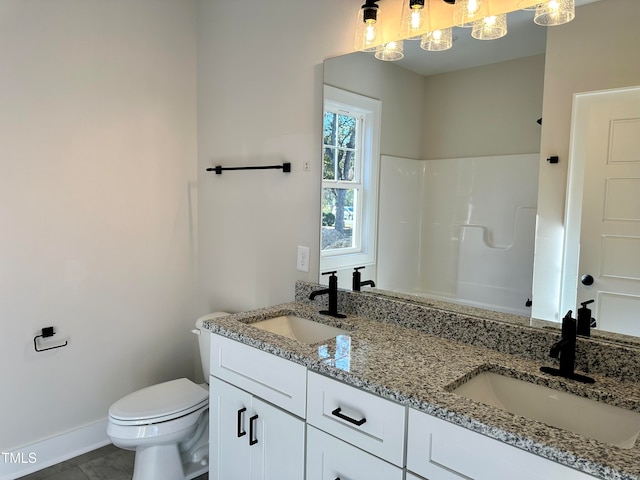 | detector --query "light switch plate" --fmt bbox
[297,245,310,272]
